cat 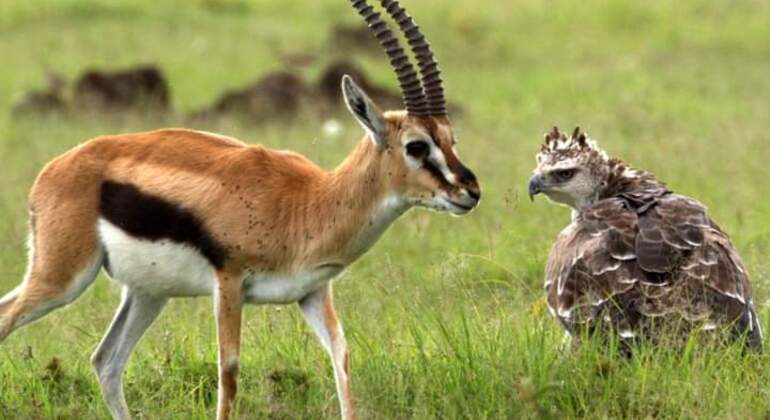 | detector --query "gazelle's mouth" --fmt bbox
[448,200,474,211]
[439,196,478,215]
